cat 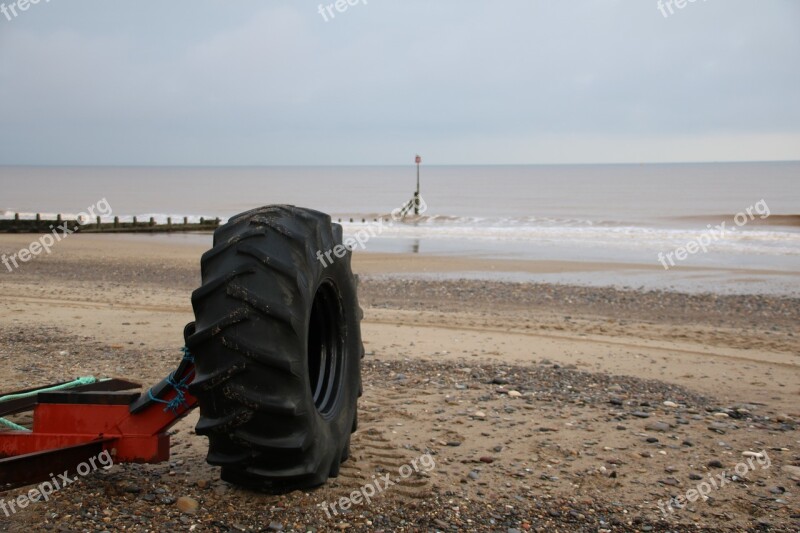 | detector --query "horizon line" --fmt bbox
[1,159,799,168]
